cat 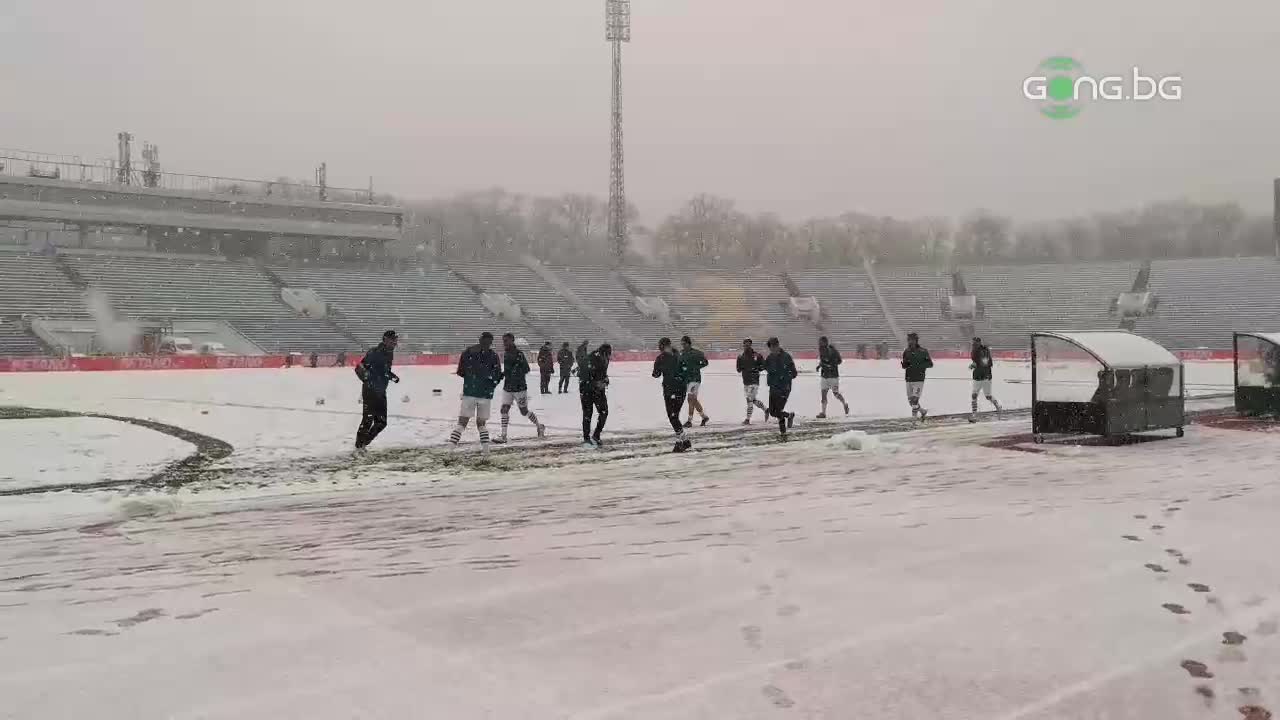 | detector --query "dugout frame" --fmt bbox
[1030,330,1185,442]
[1233,331,1280,415]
